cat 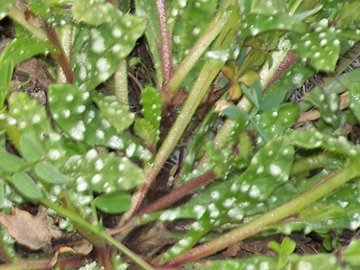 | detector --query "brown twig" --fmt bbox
[42,22,73,83]
[137,170,217,215]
